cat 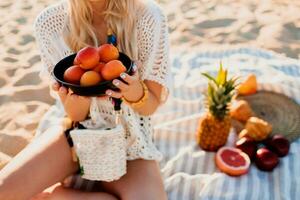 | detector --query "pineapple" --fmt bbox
[197,63,237,151]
